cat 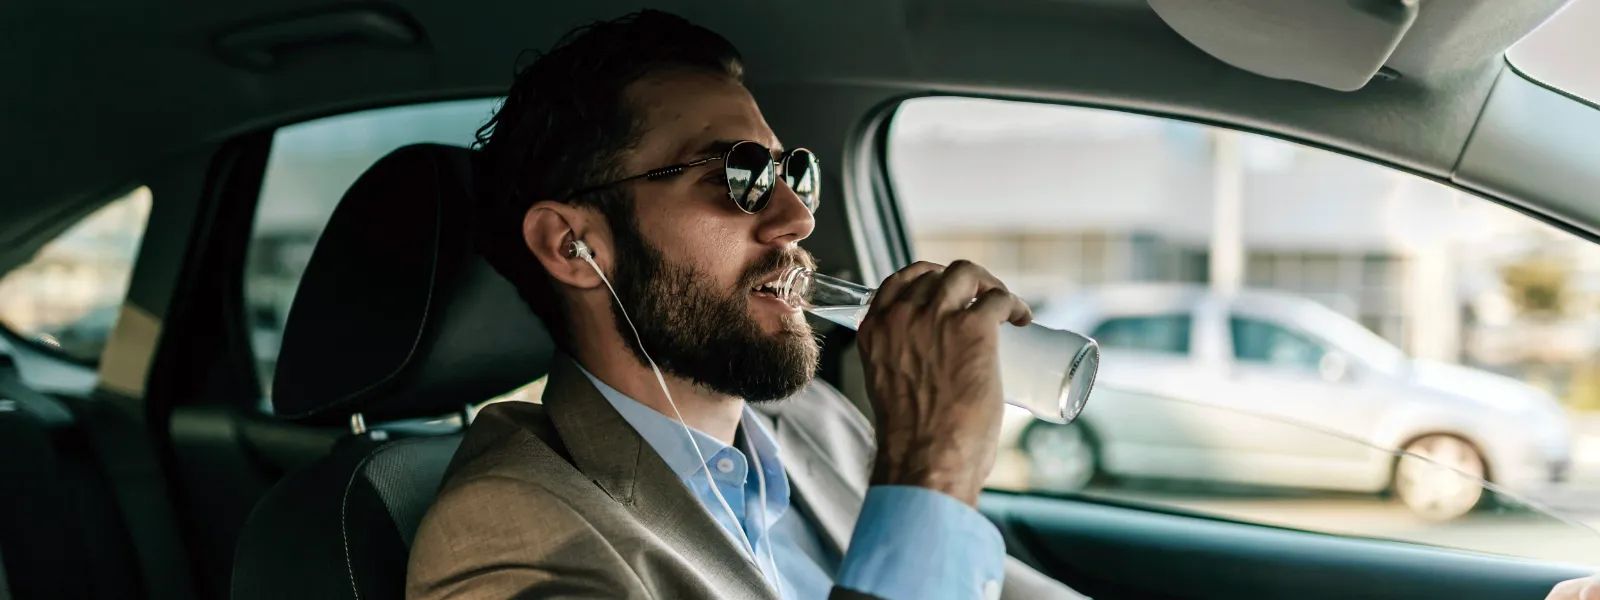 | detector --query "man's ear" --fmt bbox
[523,201,608,289]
